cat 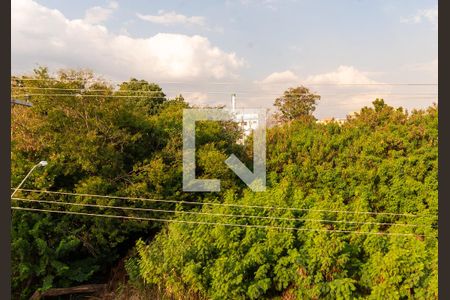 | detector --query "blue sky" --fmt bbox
[12,0,438,118]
